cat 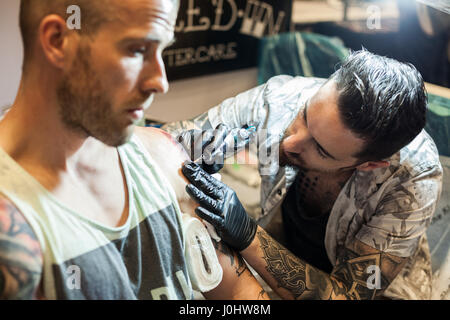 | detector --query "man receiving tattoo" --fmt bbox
[170,51,443,299]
